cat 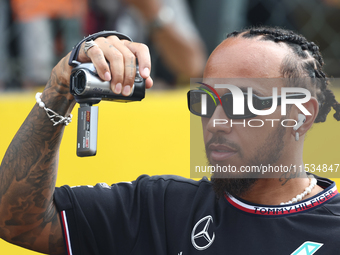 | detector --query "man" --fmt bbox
[1,26,340,254]
[87,0,207,87]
